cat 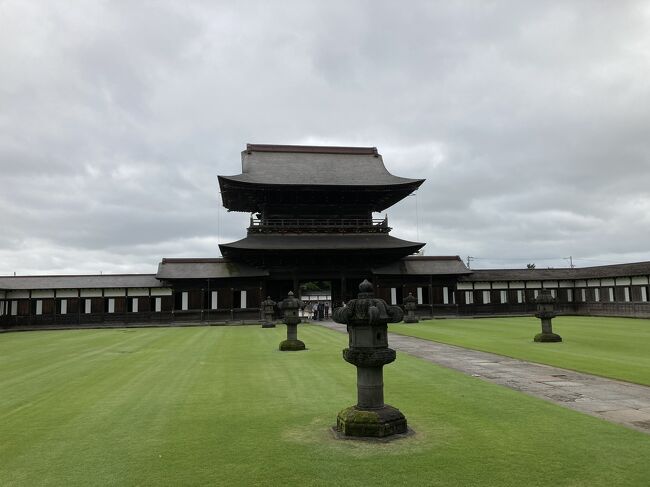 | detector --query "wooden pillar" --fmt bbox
[200,287,205,322]
[428,275,434,315]
[230,287,234,321]
[206,280,211,323]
